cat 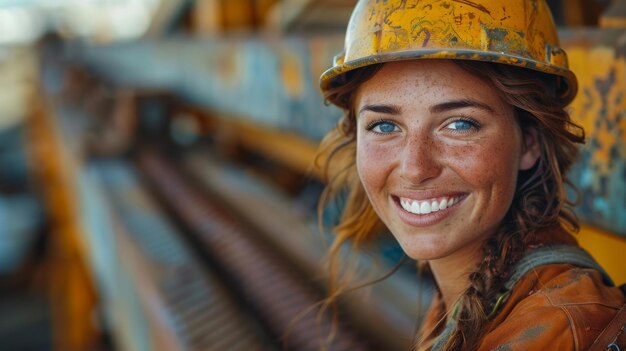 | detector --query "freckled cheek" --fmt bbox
[444,142,519,190]
[356,141,397,190]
